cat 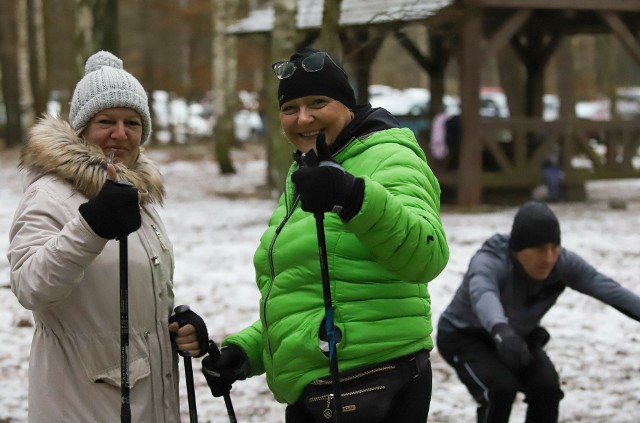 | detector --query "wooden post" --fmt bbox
[457,12,484,206]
